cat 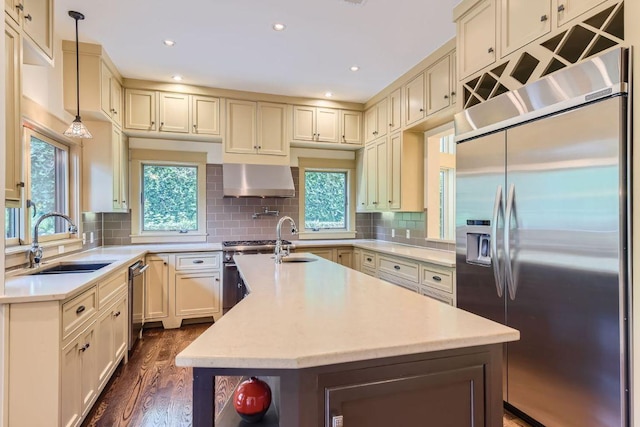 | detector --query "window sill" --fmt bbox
[298,231,357,240]
[5,238,84,269]
[130,233,208,244]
